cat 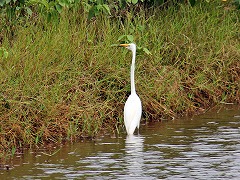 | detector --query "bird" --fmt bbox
[119,43,142,135]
